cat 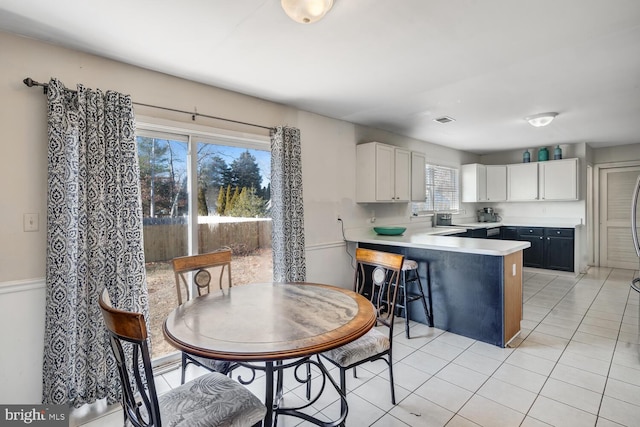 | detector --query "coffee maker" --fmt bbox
[477,207,500,222]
